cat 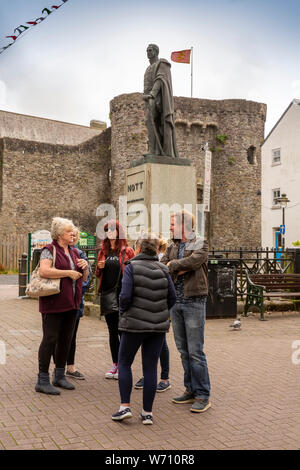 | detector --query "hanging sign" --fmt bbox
[203,143,212,212]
